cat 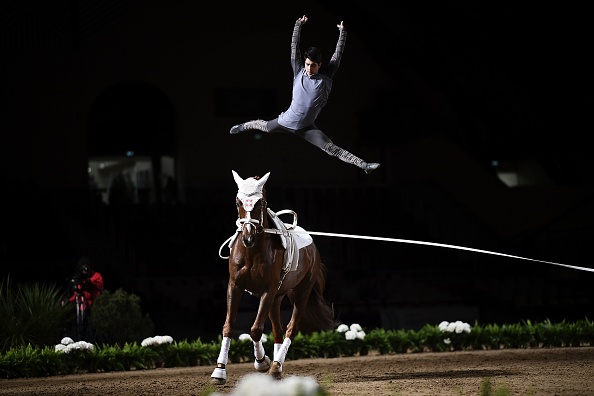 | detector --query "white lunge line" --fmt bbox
[280,229,594,274]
